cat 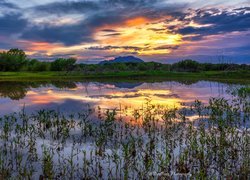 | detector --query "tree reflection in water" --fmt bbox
[0,81,77,100]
